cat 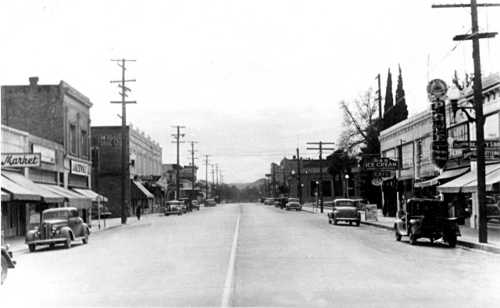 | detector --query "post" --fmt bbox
[176,127,180,200]
[204,154,210,200]
[296,148,302,204]
[319,142,324,213]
